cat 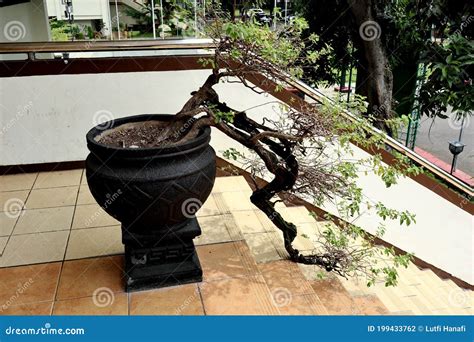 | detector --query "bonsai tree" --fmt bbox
[138,10,421,287]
